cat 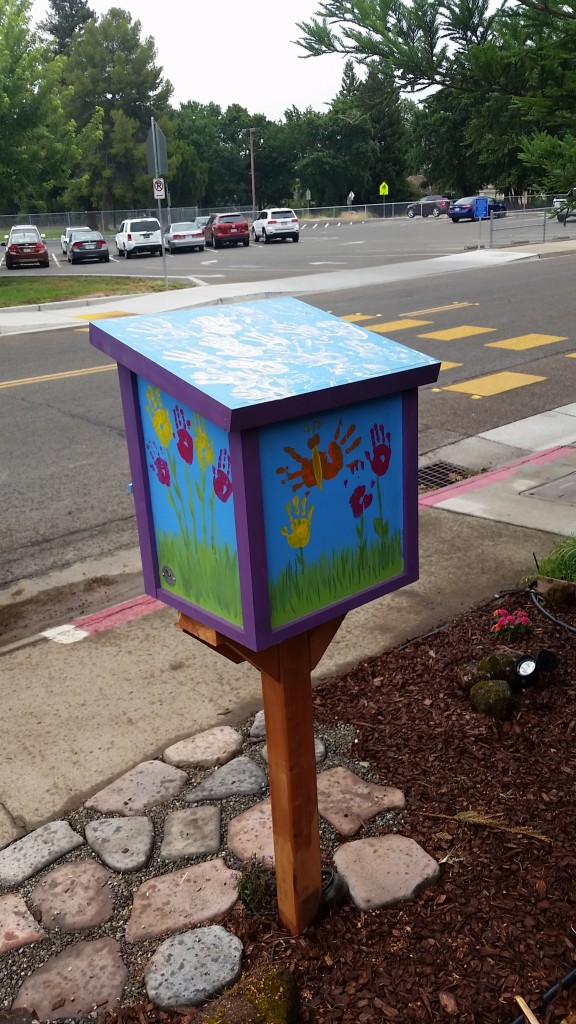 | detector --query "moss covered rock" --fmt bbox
[469,679,514,720]
[198,965,300,1024]
[458,653,516,694]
